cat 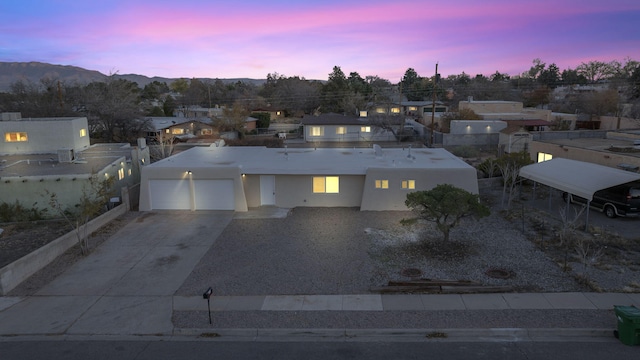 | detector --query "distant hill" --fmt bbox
[0,61,265,91]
